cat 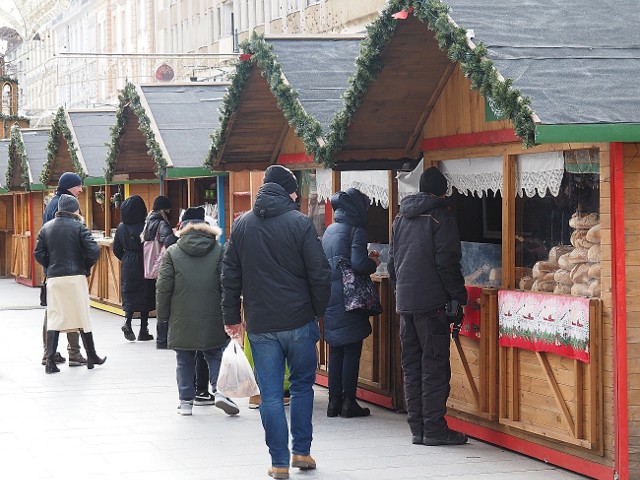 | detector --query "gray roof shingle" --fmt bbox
[67,110,116,178]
